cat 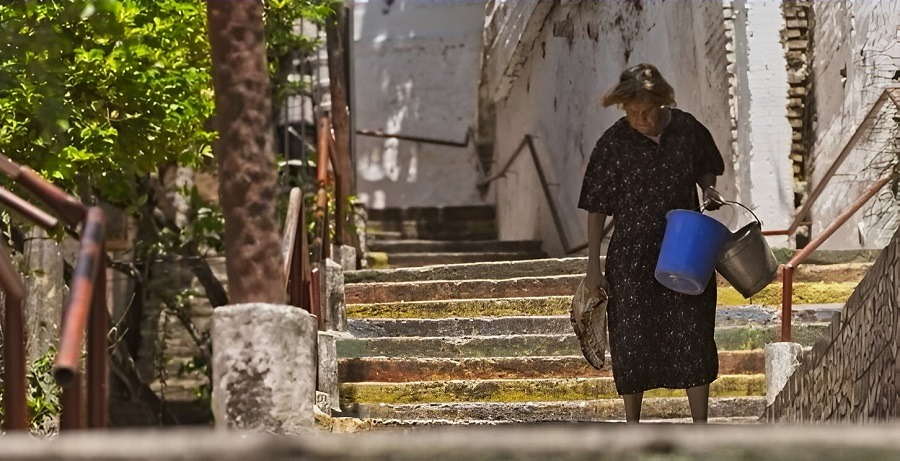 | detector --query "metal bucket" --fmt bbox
[715,203,779,299]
